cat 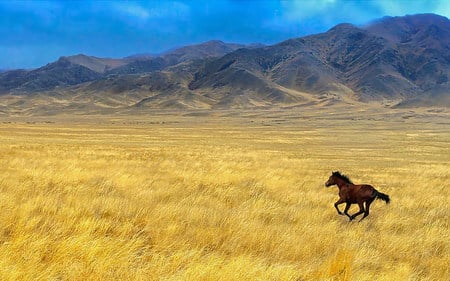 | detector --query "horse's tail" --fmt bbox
[374,189,390,204]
